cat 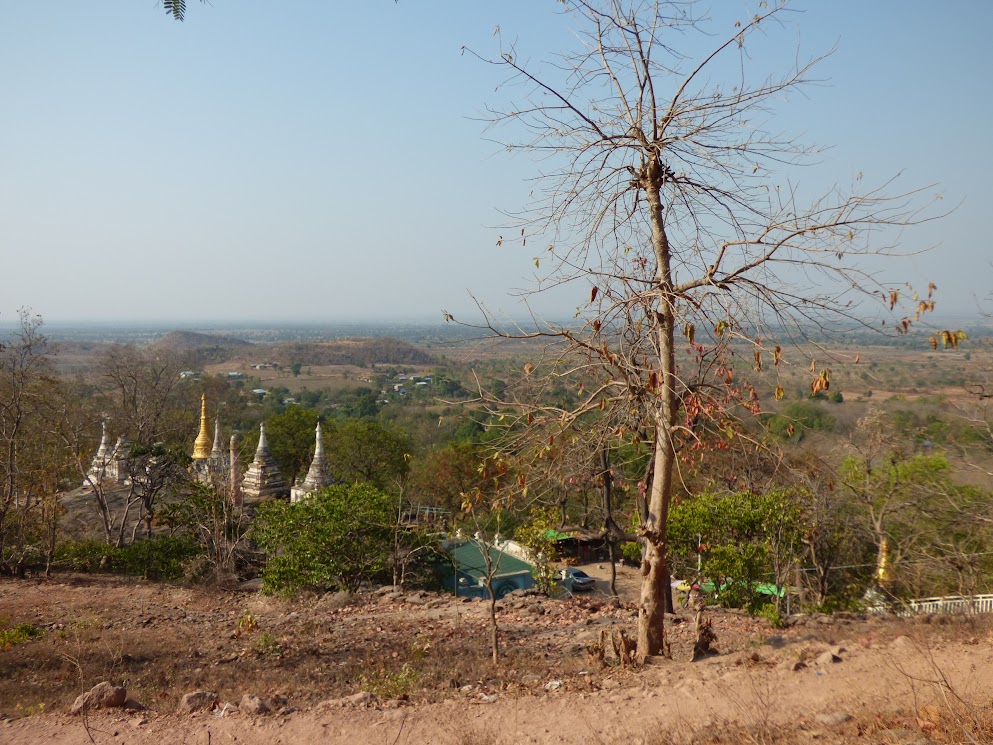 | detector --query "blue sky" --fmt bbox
[1,1,990,324]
